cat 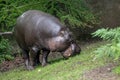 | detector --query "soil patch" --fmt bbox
[0,57,24,72]
[82,63,120,80]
